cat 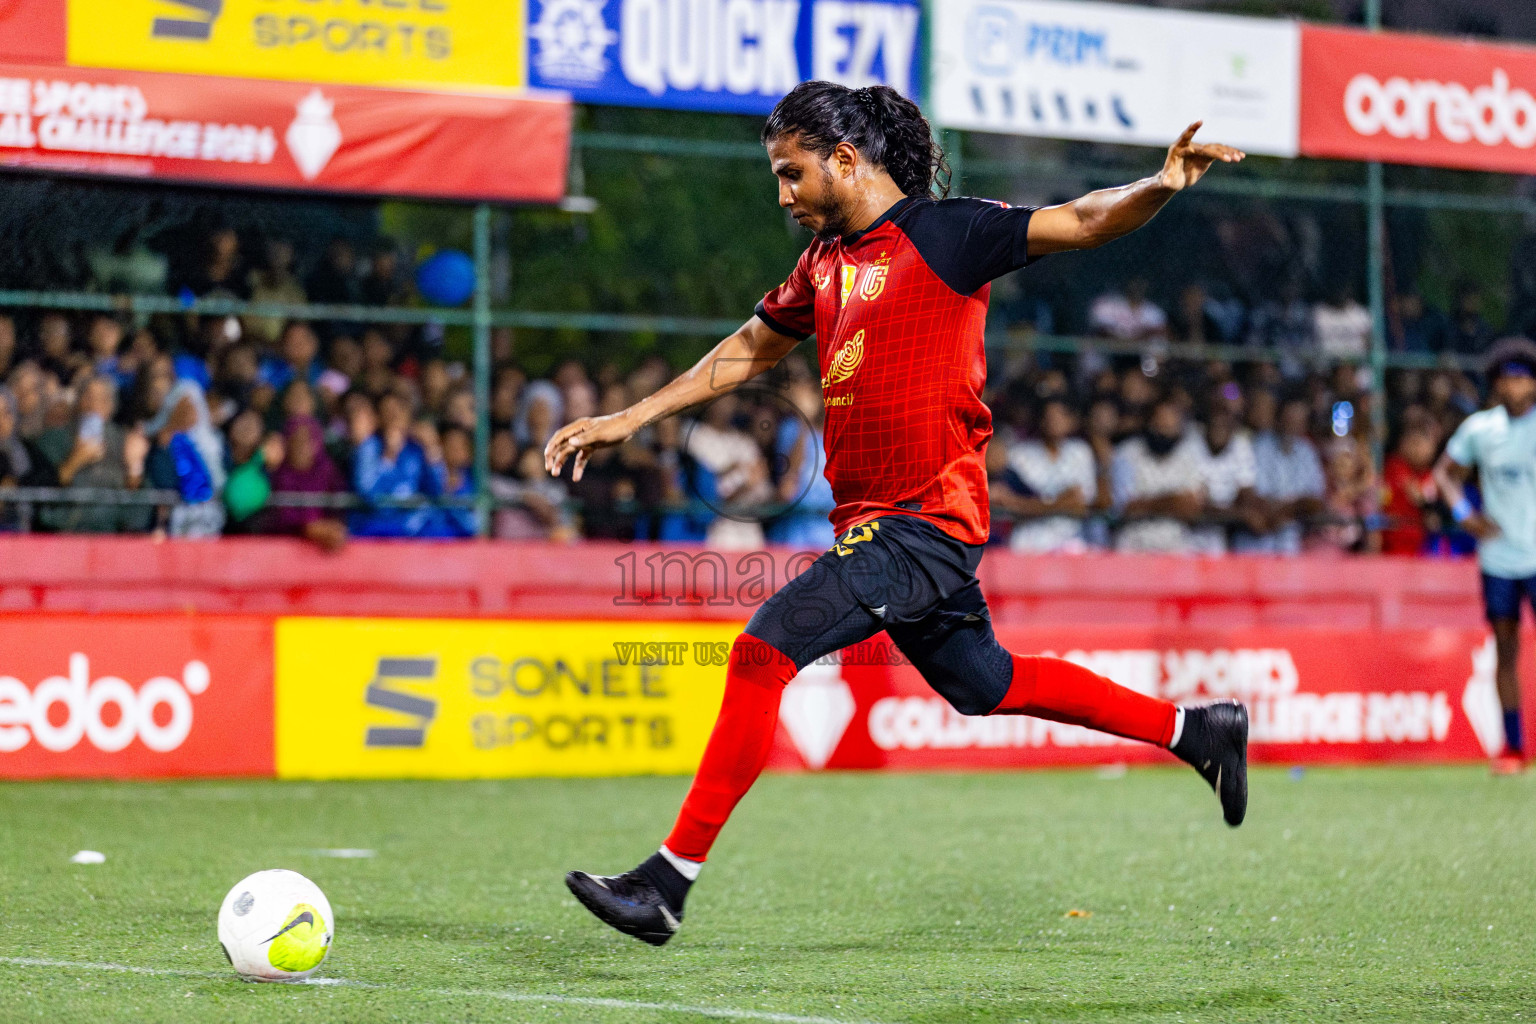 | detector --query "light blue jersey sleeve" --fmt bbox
[1445,415,1479,467]
[1449,407,1536,579]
